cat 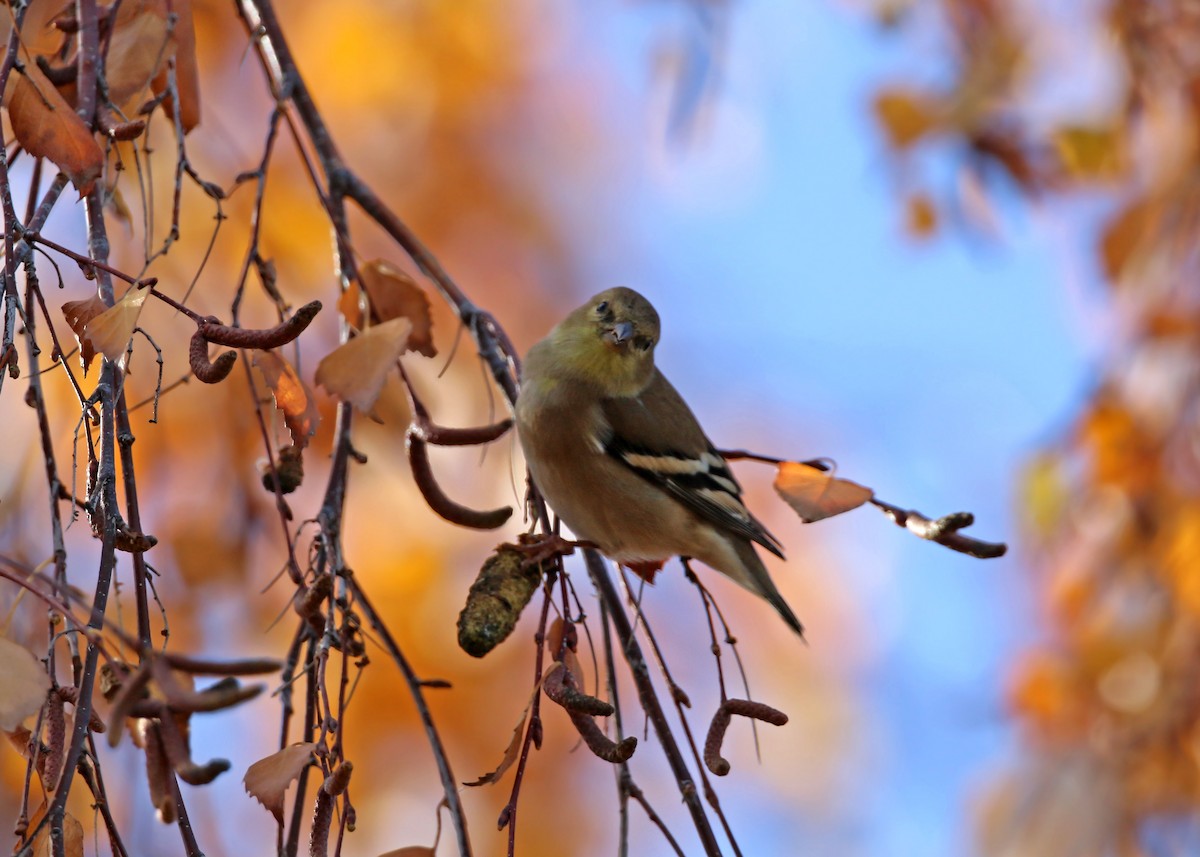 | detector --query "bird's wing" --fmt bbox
[599,370,784,558]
